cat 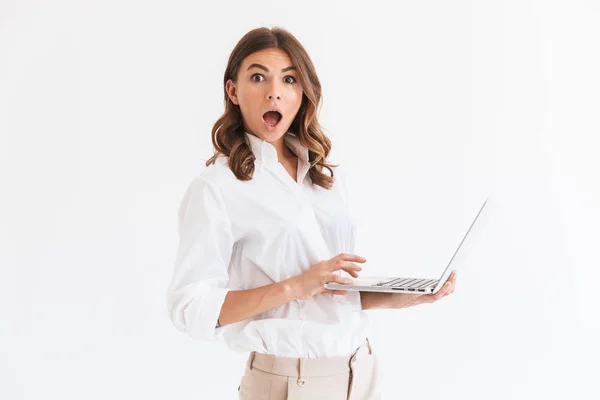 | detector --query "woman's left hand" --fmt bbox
[390,270,457,309]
